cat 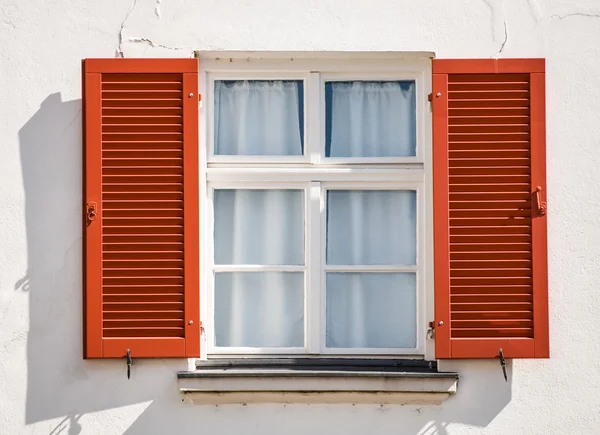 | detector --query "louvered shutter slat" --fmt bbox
[83,59,200,359]
[433,59,549,359]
